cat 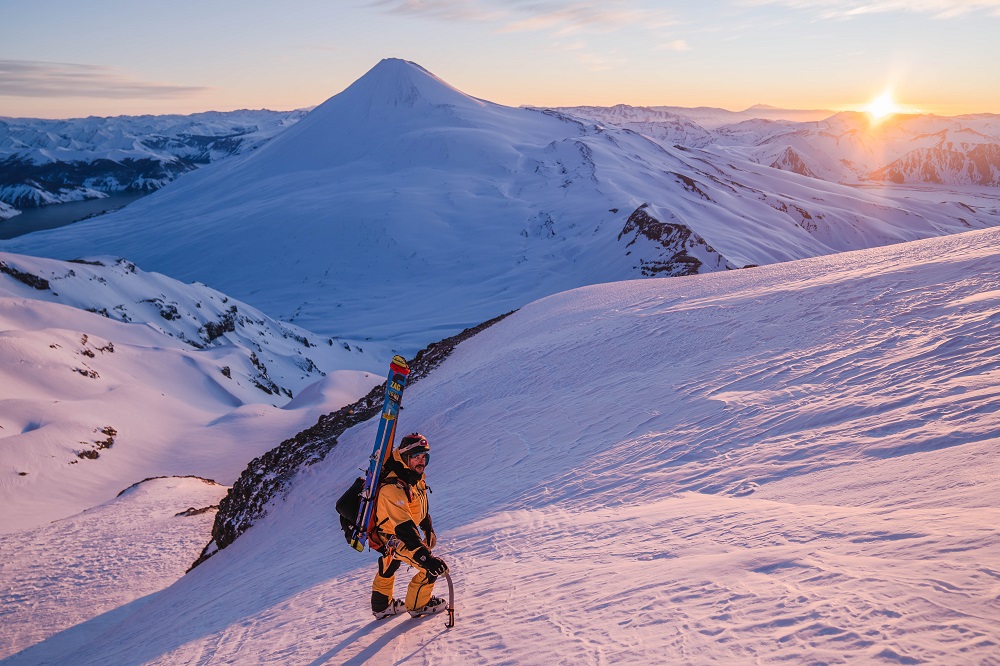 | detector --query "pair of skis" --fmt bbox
[350,355,411,552]
[349,355,455,628]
